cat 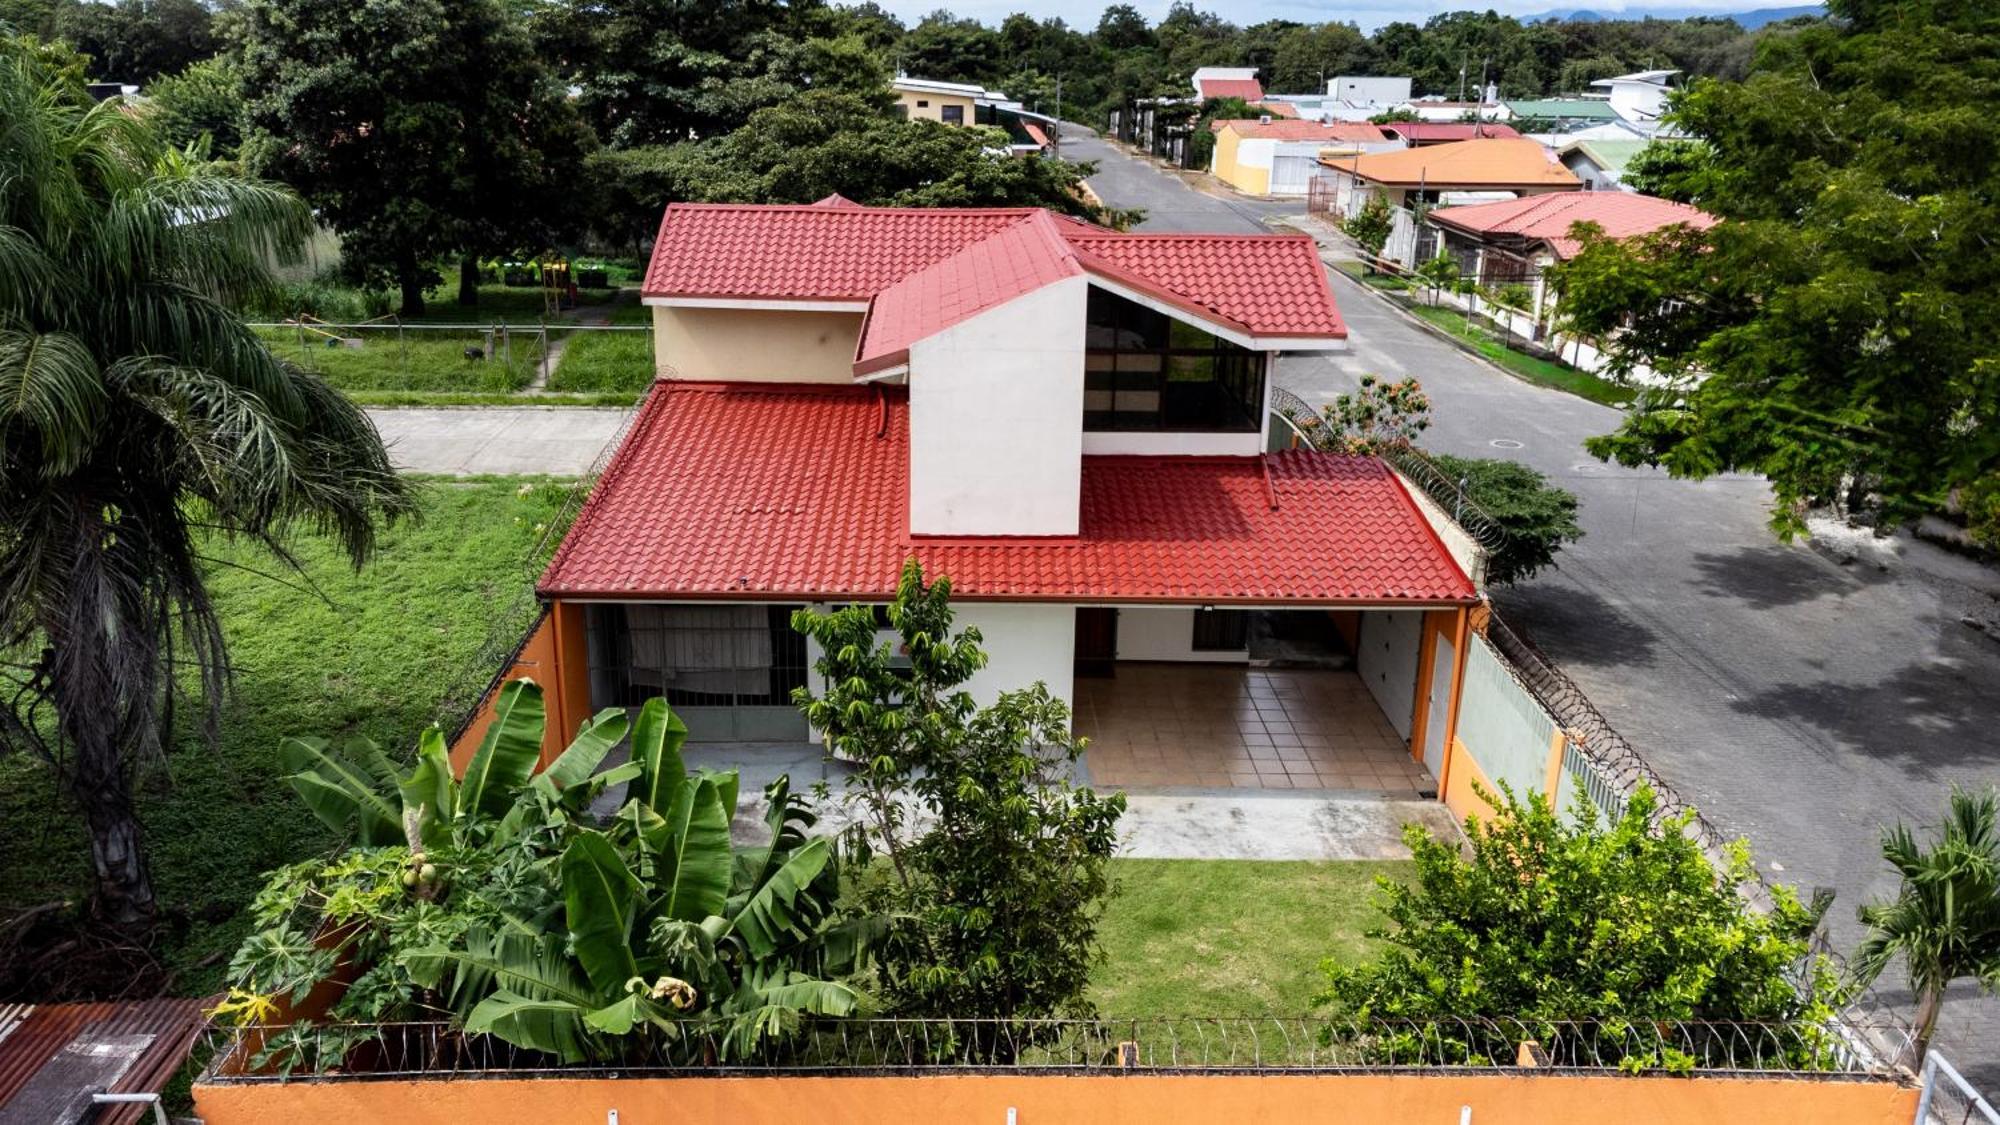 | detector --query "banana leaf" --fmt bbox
[728,837,832,958]
[279,736,402,845]
[562,829,642,994]
[660,776,732,923]
[459,678,546,819]
[530,706,630,800]
[398,727,457,847]
[627,698,688,813]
